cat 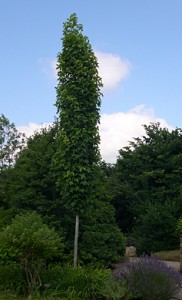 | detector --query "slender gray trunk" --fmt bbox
[74,214,79,268]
